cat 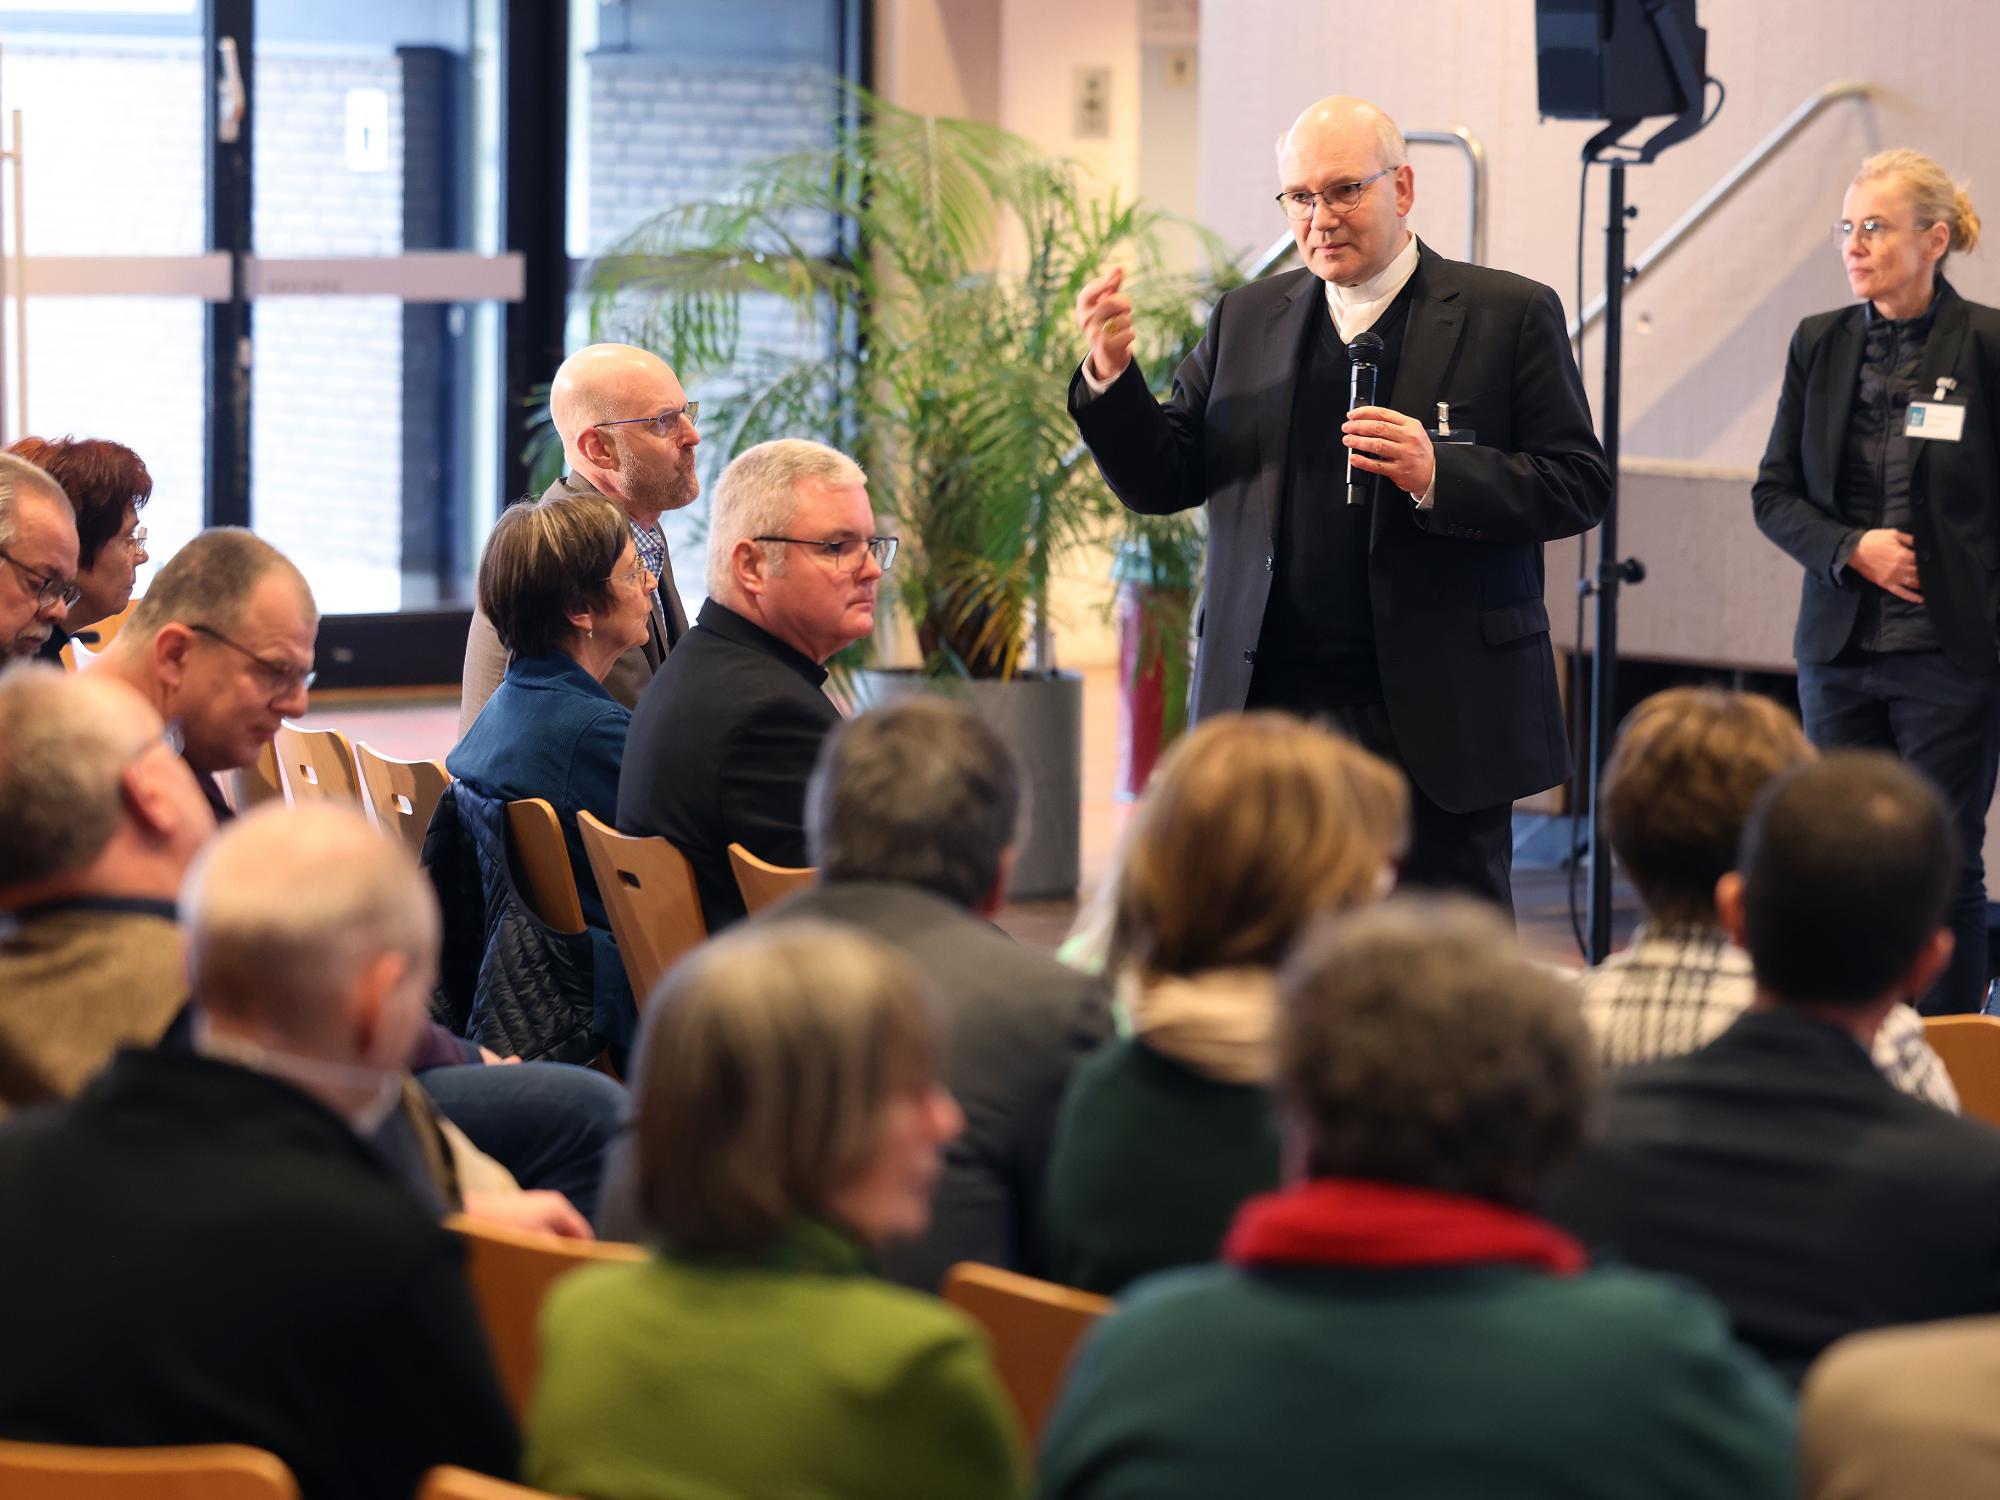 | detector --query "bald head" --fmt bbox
[182,803,439,1057]
[1277,95,1407,171]
[548,343,700,521]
